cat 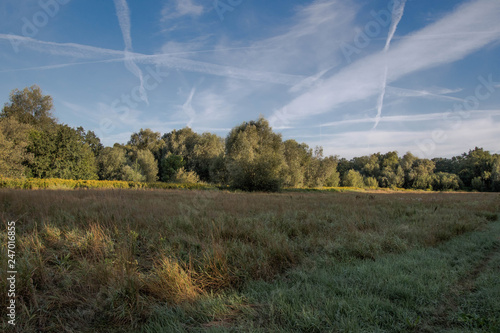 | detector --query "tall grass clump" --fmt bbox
[146,256,201,304]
